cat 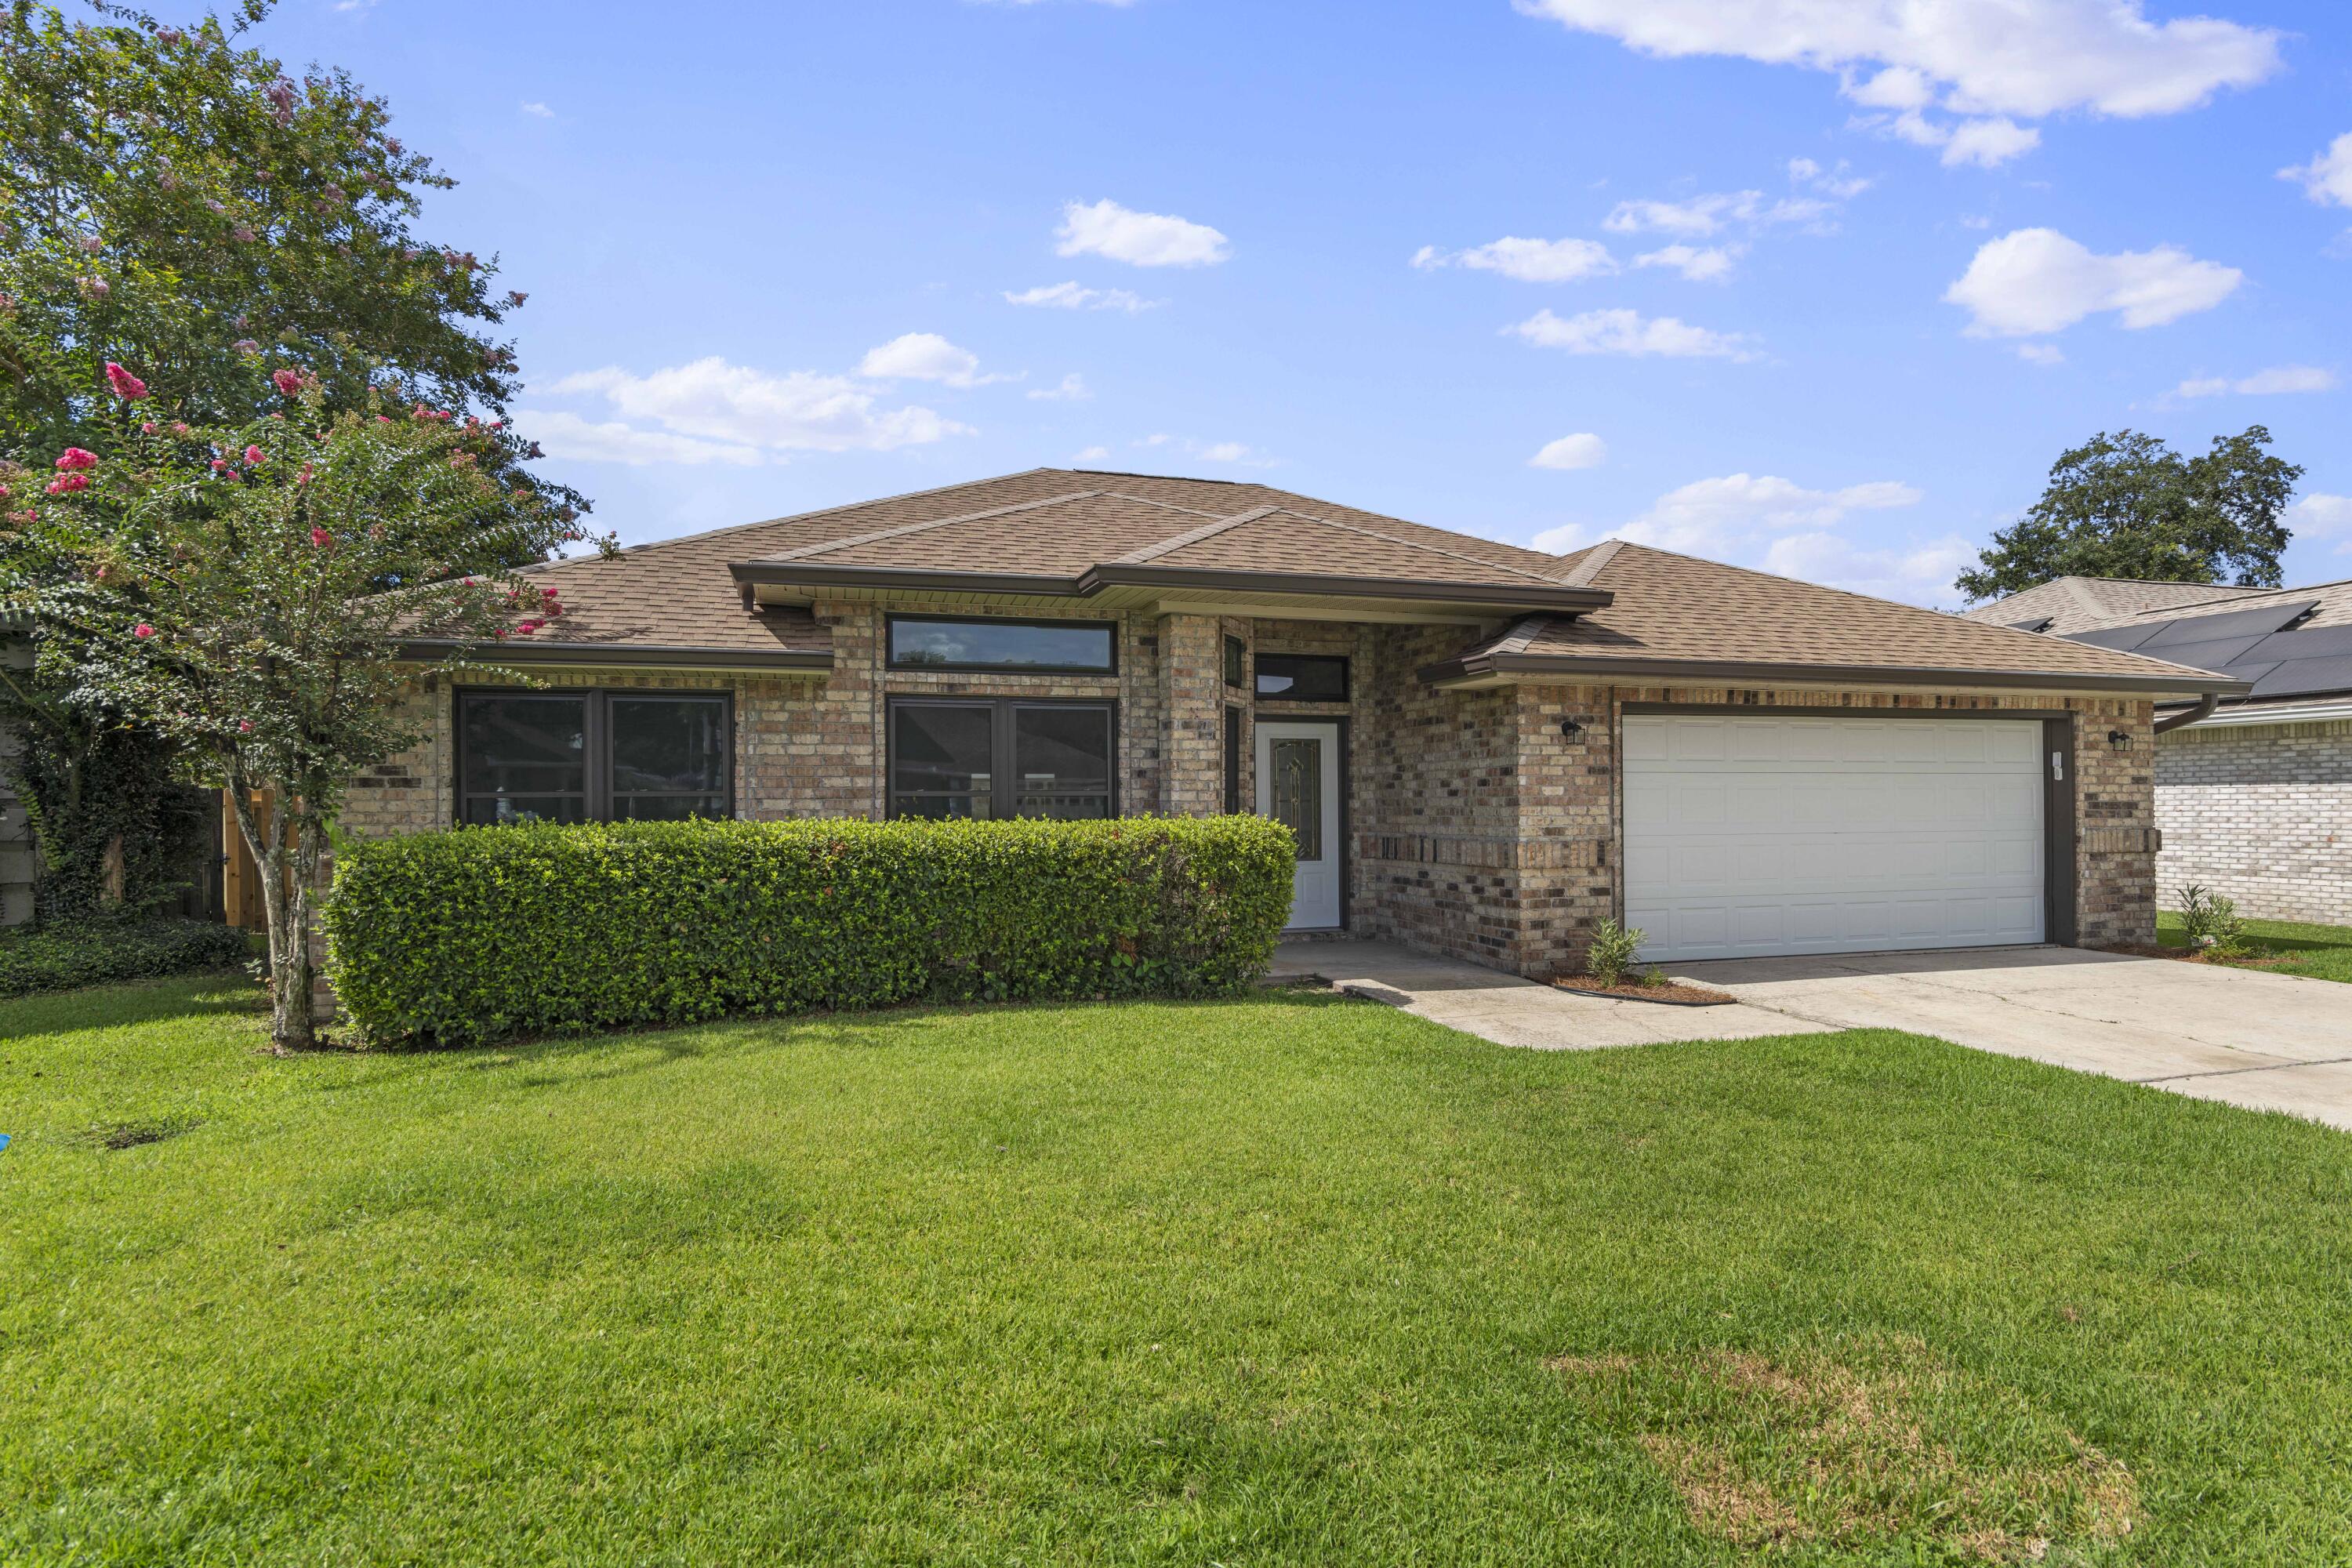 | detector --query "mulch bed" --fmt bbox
[1552,978,1740,1007]
[2107,943,2293,971]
